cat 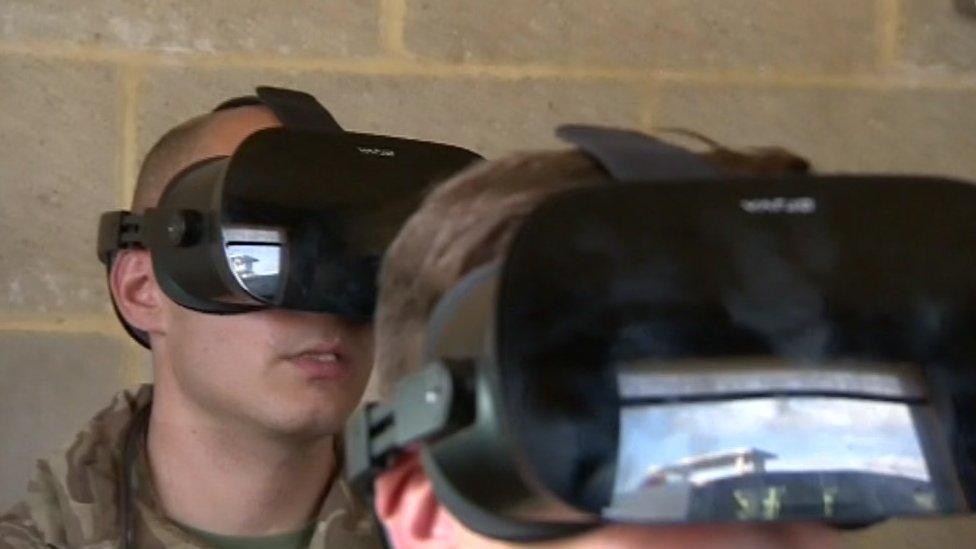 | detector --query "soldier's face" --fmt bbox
[160,303,374,437]
[150,107,374,437]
